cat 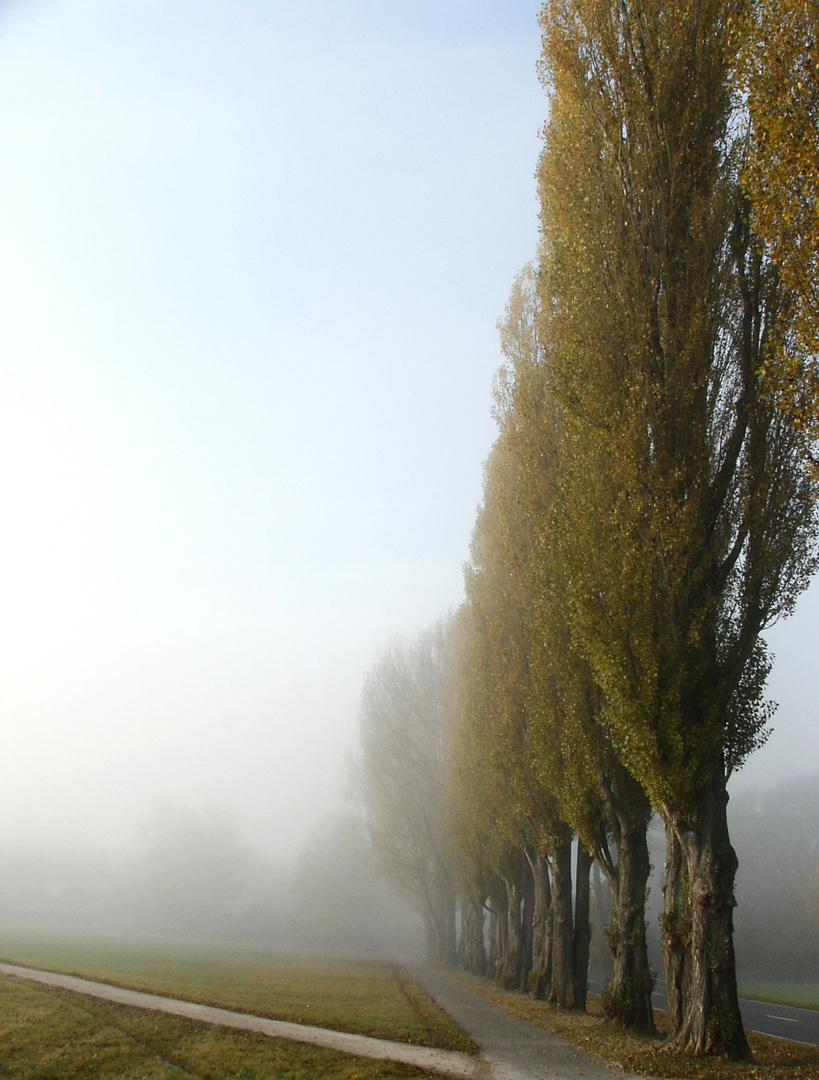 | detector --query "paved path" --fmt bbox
[0,962,483,1079]
[406,965,645,1080]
